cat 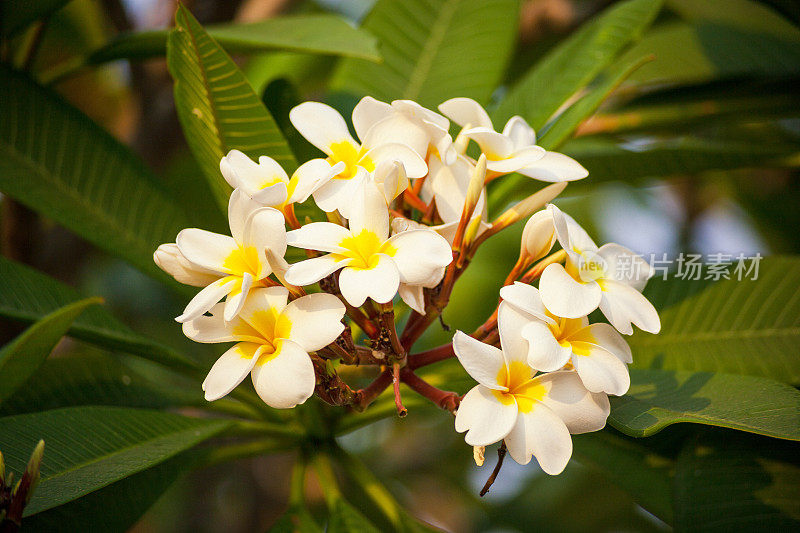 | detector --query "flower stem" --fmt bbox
[479,442,507,497]
[399,368,460,413]
[408,343,455,369]
[392,362,407,417]
[357,369,393,410]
